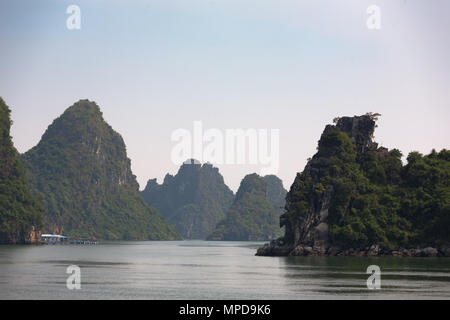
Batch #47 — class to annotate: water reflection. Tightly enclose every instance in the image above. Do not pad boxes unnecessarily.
[0,241,449,299]
[277,255,450,299]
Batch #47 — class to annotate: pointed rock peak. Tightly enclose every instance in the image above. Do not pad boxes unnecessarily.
[263,175,283,185]
[163,173,174,184]
[144,178,160,191]
[0,97,12,136]
[178,159,221,175]
[327,113,380,155]
[207,172,285,241]
[63,99,103,119]
[183,158,201,165]
[21,99,180,240]
[236,173,266,200]
[180,158,202,171]
[141,158,234,239]
[36,99,120,150]
[263,175,287,208]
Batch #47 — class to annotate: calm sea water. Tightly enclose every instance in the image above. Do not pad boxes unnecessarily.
[0,240,449,299]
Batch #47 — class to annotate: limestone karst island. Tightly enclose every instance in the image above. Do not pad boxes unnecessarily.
[1,99,448,258]
[1,0,450,302]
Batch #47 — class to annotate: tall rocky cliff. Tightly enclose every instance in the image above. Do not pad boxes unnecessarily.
[283,115,379,250]
[0,98,43,244]
[21,100,180,240]
[257,114,450,256]
[141,159,234,239]
[208,173,287,241]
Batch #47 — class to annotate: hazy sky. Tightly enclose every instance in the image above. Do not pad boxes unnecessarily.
[1,0,449,191]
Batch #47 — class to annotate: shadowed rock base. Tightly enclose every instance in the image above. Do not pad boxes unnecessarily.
[256,241,450,257]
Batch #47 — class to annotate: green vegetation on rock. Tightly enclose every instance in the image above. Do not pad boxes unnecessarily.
[0,98,44,244]
[141,159,234,239]
[21,100,181,240]
[281,114,450,251]
[208,173,287,241]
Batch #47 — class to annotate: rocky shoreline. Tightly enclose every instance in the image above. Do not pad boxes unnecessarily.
[256,239,450,257]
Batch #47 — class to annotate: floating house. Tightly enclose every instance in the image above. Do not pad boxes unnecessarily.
[40,234,97,245]
[41,234,69,244]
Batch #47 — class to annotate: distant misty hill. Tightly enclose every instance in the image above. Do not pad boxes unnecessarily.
[21,100,180,240]
[141,160,234,239]
[208,173,287,241]
[0,98,43,244]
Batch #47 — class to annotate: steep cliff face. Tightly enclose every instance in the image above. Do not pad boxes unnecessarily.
[141,160,234,239]
[263,175,287,211]
[257,114,382,255]
[208,173,287,241]
[258,113,450,256]
[0,98,44,244]
[21,100,180,240]
[282,115,379,249]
